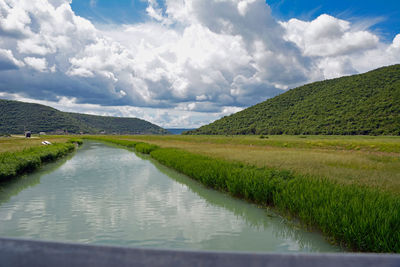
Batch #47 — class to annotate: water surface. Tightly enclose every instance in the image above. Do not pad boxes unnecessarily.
[0,142,340,252]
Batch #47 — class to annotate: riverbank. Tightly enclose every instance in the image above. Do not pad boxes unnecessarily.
[0,137,82,181]
[94,135,400,194]
[85,136,400,253]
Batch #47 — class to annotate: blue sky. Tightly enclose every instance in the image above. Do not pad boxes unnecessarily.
[72,0,400,41]
[0,0,399,128]
[268,0,400,41]
[71,0,149,24]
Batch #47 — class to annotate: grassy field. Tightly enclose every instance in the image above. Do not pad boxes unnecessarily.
[0,135,79,153]
[92,135,400,194]
[0,136,82,181]
[84,135,400,252]
[114,135,400,152]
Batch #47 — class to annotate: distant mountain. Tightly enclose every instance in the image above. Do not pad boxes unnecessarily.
[166,129,195,135]
[0,99,168,135]
[186,64,400,136]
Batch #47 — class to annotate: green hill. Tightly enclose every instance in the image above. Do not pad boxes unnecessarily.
[0,99,168,135]
[187,64,400,136]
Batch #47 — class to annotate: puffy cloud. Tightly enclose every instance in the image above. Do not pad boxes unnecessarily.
[281,14,379,57]
[102,0,315,109]
[0,48,24,70]
[348,34,400,74]
[24,57,48,72]
[0,0,32,38]
[146,0,168,23]
[281,14,399,79]
[0,0,398,127]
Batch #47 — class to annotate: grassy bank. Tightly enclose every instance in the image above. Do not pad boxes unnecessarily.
[92,135,400,194]
[86,135,400,253]
[150,148,399,252]
[0,138,82,181]
[84,136,159,153]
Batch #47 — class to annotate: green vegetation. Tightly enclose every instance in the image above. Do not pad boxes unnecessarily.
[67,138,83,146]
[68,112,168,135]
[0,136,77,153]
[0,99,168,135]
[135,143,159,154]
[86,135,400,252]
[0,140,81,181]
[187,64,400,135]
[101,135,400,194]
[84,136,159,154]
[112,134,400,153]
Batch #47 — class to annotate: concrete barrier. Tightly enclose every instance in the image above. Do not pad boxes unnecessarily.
[0,237,399,267]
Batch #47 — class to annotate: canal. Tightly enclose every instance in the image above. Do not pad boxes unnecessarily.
[0,141,340,252]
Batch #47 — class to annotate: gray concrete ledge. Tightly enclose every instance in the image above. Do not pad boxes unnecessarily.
[0,237,399,267]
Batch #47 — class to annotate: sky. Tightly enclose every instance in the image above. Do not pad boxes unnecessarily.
[0,0,399,128]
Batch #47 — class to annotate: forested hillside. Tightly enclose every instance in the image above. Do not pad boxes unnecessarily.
[187,65,400,135]
[0,99,168,135]
[68,112,168,135]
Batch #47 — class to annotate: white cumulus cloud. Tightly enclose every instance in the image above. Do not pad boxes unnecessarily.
[24,57,48,72]
[282,14,379,57]
[0,48,24,70]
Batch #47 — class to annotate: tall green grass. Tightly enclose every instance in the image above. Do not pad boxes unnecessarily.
[150,148,400,253]
[135,143,159,154]
[67,138,83,146]
[0,140,81,181]
[84,136,159,154]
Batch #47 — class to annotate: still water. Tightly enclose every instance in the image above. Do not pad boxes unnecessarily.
[0,142,340,252]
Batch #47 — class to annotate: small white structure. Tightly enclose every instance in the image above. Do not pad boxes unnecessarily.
[41,141,52,145]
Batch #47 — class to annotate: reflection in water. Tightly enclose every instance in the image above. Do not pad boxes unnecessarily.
[0,142,341,252]
[149,159,335,252]
[0,151,76,206]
